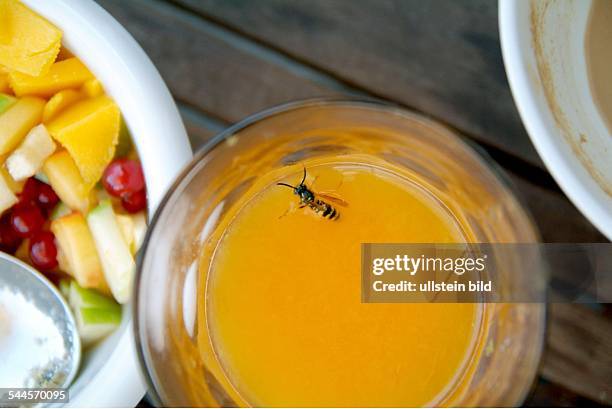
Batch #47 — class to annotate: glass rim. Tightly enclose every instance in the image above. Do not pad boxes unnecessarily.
[132,97,543,406]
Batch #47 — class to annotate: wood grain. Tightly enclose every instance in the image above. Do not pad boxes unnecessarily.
[542,303,612,405]
[98,0,339,123]
[174,0,542,166]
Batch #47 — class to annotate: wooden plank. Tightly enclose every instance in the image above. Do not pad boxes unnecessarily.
[174,0,542,166]
[541,303,612,405]
[507,171,607,243]
[525,378,604,407]
[98,0,339,123]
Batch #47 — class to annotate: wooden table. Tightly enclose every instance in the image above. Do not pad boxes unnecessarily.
[97,1,611,406]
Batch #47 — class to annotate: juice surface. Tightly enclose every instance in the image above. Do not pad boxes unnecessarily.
[206,162,480,407]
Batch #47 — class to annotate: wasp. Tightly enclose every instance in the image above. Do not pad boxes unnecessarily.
[277,167,347,221]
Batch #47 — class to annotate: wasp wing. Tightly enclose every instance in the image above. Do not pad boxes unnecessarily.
[316,192,349,207]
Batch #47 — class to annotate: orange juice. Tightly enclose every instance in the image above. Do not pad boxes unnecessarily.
[205,161,482,407]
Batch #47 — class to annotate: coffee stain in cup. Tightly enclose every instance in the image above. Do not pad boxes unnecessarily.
[585,0,612,135]
[530,0,612,197]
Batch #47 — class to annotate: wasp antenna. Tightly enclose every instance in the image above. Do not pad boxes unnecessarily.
[301,166,307,185]
[277,182,295,189]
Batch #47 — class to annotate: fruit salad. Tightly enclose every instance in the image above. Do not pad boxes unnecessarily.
[0,0,146,347]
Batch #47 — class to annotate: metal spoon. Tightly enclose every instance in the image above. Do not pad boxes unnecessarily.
[0,252,80,391]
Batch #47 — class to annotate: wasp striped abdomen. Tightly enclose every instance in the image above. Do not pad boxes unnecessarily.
[309,199,340,220]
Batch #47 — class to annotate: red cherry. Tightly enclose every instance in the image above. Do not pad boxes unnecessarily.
[18,178,59,213]
[0,213,22,253]
[18,178,40,205]
[29,231,58,271]
[36,182,59,212]
[103,159,145,197]
[10,205,45,238]
[121,189,147,213]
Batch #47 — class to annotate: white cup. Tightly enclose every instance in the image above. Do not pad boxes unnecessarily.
[20,0,193,406]
[500,0,612,240]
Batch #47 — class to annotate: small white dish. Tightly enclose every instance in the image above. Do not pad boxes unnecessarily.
[499,0,612,240]
[19,0,193,406]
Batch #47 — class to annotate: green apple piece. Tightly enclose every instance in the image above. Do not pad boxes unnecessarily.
[86,200,135,304]
[69,279,118,309]
[0,93,16,115]
[69,280,121,345]
[50,202,71,220]
[6,124,56,181]
[59,278,71,299]
[77,308,121,345]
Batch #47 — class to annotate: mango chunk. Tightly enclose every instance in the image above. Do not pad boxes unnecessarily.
[9,57,93,97]
[0,96,45,155]
[43,150,93,213]
[47,95,120,190]
[43,89,84,123]
[0,0,62,76]
[0,74,10,93]
[51,212,110,295]
[81,79,103,98]
[56,46,73,61]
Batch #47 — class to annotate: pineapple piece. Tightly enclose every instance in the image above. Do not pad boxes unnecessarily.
[42,89,84,123]
[51,212,110,295]
[0,96,45,155]
[6,124,56,181]
[9,57,93,98]
[47,95,120,190]
[0,167,17,214]
[42,150,93,213]
[0,0,62,76]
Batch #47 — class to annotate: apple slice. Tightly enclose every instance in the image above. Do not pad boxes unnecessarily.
[43,150,93,214]
[116,214,135,252]
[51,212,110,295]
[68,280,121,345]
[131,212,147,254]
[6,124,56,181]
[87,200,135,304]
[0,164,25,194]
[0,166,17,214]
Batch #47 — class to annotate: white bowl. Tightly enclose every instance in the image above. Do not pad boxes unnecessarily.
[499,0,612,240]
[20,0,192,406]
